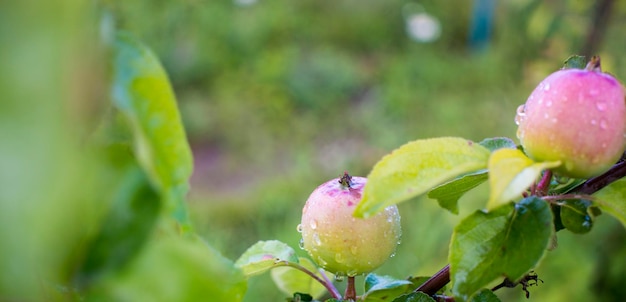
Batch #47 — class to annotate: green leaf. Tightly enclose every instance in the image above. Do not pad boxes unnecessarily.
[469,289,500,302]
[428,170,488,214]
[235,240,299,277]
[77,164,161,286]
[355,137,491,217]
[391,292,436,302]
[592,177,626,228]
[87,235,247,302]
[559,199,596,234]
[362,274,413,301]
[271,257,329,299]
[487,148,560,210]
[478,137,517,152]
[111,32,193,217]
[563,55,586,69]
[450,197,553,301]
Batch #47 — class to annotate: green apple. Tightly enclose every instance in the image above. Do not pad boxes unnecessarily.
[299,173,401,277]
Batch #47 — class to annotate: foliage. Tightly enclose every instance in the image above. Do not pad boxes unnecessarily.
[4,1,626,302]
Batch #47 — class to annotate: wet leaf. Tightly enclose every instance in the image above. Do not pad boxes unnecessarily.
[391,292,435,302]
[235,240,299,277]
[593,177,626,228]
[362,273,413,301]
[487,148,560,210]
[559,199,596,234]
[478,137,517,152]
[450,197,553,301]
[428,170,488,214]
[271,257,328,299]
[355,137,490,217]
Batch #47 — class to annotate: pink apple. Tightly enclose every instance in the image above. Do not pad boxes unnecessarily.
[516,57,626,178]
[299,173,401,277]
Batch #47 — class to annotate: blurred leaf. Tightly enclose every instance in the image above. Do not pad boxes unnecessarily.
[111,32,193,219]
[87,234,247,302]
[469,289,500,302]
[77,163,160,286]
[355,137,490,218]
[235,240,299,277]
[562,55,586,69]
[271,257,328,299]
[450,197,553,301]
[428,170,488,214]
[559,199,596,234]
[478,137,517,152]
[391,292,435,302]
[487,148,560,210]
[593,178,626,228]
[362,273,413,302]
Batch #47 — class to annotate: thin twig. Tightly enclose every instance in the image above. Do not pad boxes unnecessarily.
[282,261,341,300]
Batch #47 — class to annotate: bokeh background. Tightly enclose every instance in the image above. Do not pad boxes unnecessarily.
[3,0,626,301]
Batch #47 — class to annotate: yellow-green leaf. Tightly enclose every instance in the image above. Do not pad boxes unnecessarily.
[271,257,329,299]
[354,137,490,218]
[593,177,626,228]
[487,149,560,210]
[111,32,193,216]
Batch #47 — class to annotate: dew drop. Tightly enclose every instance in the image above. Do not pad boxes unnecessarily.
[543,83,551,91]
[514,104,526,125]
[596,102,607,111]
[600,119,608,130]
[296,224,303,233]
[334,272,345,282]
[313,232,322,246]
[350,246,358,255]
[347,270,358,277]
[298,238,305,250]
[334,253,345,264]
[591,119,598,126]
[546,100,552,107]
[390,252,396,258]
[589,89,599,96]
[310,219,318,230]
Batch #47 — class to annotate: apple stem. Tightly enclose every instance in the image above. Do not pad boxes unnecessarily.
[585,55,602,72]
[339,171,353,189]
[344,276,357,301]
[535,170,553,196]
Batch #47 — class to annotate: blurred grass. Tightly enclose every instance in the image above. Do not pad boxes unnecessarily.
[97,0,626,301]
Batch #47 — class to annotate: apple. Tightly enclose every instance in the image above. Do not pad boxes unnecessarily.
[299,173,401,277]
[516,57,626,178]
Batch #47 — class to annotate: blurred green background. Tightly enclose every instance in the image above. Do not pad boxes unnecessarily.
[3,0,626,301]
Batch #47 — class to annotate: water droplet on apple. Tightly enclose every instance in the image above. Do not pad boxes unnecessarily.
[600,119,608,130]
[335,253,345,263]
[347,270,358,277]
[515,104,526,125]
[334,272,345,282]
[350,246,358,255]
[310,219,318,230]
[543,83,551,91]
[546,100,553,107]
[296,224,303,233]
[299,238,305,250]
[313,232,322,246]
[591,119,598,126]
[596,102,607,111]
